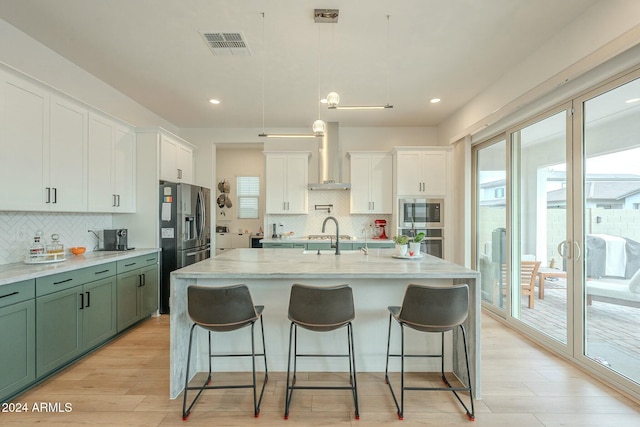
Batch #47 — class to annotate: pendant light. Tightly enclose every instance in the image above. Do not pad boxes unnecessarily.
[258,12,323,139]
[326,14,394,110]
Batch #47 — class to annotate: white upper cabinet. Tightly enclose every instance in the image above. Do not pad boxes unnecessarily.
[395,148,451,196]
[87,113,136,212]
[265,152,309,214]
[0,70,49,211]
[0,70,87,212]
[349,152,392,214]
[160,134,193,183]
[49,96,88,212]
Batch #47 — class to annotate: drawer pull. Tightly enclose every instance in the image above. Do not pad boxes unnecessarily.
[124,262,136,267]
[94,269,110,275]
[53,278,73,285]
[0,291,19,299]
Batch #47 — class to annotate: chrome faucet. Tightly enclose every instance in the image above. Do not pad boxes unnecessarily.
[322,216,340,255]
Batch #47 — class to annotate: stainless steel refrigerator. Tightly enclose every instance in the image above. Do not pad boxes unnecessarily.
[159,182,211,313]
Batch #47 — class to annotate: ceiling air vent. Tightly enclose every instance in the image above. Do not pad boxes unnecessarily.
[200,32,251,56]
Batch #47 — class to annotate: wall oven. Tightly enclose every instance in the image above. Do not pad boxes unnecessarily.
[399,198,444,228]
[400,228,444,259]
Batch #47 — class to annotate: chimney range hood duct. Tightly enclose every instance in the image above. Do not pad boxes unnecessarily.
[308,122,351,190]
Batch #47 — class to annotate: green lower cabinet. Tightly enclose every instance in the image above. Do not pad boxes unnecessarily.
[0,299,35,402]
[352,242,394,249]
[36,276,117,378]
[82,277,117,350]
[116,269,140,332]
[36,286,84,377]
[140,264,159,317]
[116,255,159,332]
[262,242,295,248]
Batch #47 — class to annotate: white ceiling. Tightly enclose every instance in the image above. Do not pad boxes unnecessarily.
[0,0,599,129]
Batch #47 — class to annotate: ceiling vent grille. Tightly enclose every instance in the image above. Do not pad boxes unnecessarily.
[200,32,251,56]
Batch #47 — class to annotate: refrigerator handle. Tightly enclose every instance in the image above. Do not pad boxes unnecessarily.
[197,189,206,241]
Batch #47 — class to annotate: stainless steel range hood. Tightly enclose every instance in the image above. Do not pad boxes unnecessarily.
[308,122,351,190]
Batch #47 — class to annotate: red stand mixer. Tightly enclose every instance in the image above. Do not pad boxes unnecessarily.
[373,219,388,239]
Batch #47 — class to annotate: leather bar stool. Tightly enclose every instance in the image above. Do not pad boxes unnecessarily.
[385,283,474,421]
[284,283,359,420]
[182,284,268,419]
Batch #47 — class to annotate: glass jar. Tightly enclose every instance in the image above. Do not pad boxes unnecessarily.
[47,233,64,259]
[29,236,45,259]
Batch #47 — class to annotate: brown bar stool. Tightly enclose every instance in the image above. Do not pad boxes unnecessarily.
[182,284,268,419]
[284,283,359,420]
[385,283,474,421]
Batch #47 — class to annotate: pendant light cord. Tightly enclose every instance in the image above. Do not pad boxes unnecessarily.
[261,12,265,135]
[386,14,391,106]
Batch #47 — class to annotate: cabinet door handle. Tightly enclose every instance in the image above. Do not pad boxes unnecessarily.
[112,194,117,207]
[178,169,183,179]
[46,187,51,204]
[52,187,57,204]
[86,291,91,308]
[79,293,84,310]
[141,273,146,287]
[0,291,19,299]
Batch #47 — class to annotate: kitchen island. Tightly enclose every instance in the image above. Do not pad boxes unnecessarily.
[169,248,481,399]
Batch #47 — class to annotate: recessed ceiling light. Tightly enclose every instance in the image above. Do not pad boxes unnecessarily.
[625,98,640,104]
[209,99,220,105]
[430,98,441,104]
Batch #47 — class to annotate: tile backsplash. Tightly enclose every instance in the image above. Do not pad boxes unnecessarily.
[266,191,391,239]
[0,212,112,265]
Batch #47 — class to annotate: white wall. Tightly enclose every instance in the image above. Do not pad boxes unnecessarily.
[438,0,640,144]
[0,19,176,131]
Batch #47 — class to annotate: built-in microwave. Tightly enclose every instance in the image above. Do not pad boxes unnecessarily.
[399,198,444,228]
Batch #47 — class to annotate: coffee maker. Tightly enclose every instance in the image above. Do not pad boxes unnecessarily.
[98,229,129,251]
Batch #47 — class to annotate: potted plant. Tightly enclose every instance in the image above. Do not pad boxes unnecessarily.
[393,235,409,256]
[409,232,425,257]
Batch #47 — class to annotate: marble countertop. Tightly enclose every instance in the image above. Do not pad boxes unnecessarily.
[171,248,477,280]
[259,237,394,244]
[0,248,160,286]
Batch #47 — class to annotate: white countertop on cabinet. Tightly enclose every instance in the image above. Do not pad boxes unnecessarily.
[259,237,394,244]
[0,248,160,286]
[172,248,473,279]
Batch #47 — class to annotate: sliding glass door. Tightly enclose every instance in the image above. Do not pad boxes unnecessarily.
[577,72,640,384]
[510,107,570,345]
[474,138,507,311]
[474,69,640,392]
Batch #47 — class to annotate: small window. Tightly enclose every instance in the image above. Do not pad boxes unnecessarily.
[236,176,260,219]
[494,187,505,198]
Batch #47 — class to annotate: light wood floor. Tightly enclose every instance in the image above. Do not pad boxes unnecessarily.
[3,313,640,426]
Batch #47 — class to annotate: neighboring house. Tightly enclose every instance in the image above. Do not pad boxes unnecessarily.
[547,174,640,209]
[480,173,640,208]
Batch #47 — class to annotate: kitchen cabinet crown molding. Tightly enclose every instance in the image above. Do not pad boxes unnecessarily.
[136,127,197,150]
